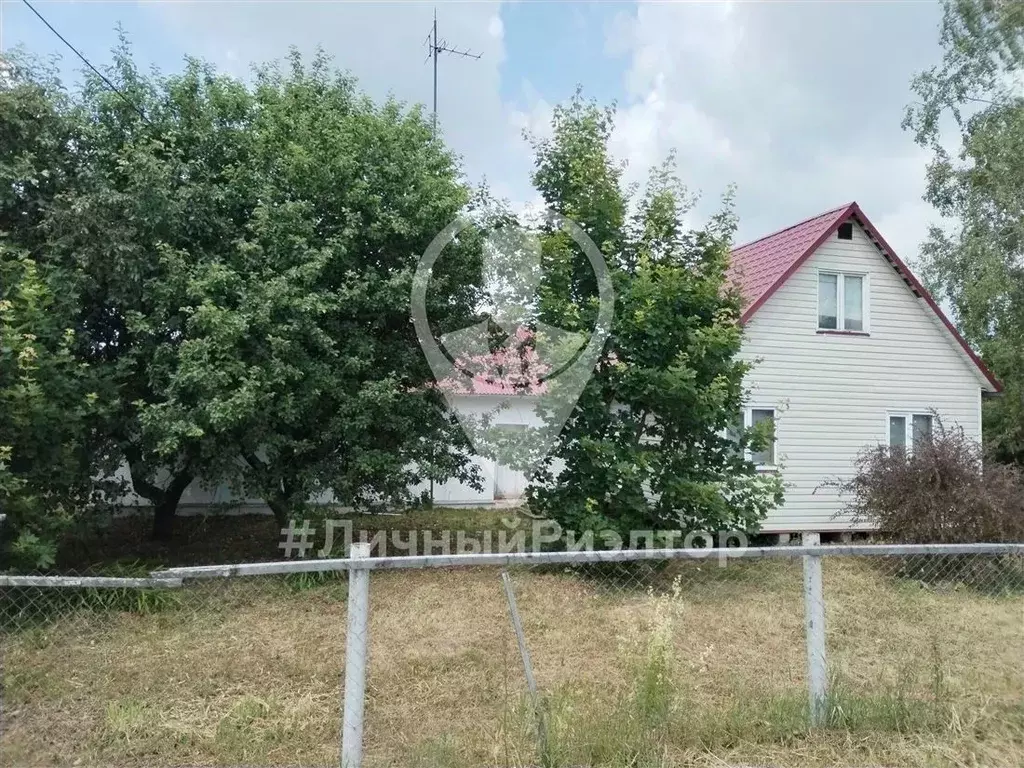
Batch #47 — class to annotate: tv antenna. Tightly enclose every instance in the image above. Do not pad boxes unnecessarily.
[425,7,482,136]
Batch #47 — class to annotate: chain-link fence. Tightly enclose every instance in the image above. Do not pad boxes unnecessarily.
[2,542,1022,767]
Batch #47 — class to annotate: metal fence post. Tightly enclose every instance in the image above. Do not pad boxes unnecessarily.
[502,571,548,756]
[341,542,371,768]
[802,532,827,726]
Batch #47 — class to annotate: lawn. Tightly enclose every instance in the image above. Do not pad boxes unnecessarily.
[2,531,1022,767]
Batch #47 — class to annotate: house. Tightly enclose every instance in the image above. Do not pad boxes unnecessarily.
[728,201,1000,533]
[421,201,1001,534]
[115,202,1000,535]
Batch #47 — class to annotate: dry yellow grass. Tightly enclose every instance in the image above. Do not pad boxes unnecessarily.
[1,558,1022,767]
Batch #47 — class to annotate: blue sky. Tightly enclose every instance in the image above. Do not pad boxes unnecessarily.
[500,0,629,107]
[1,1,952,262]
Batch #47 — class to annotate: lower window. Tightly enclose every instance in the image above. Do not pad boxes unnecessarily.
[888,412,933,451]
[727,407,777,468]
[749,408,776,467]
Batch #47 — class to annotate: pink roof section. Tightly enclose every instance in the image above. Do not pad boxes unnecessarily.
[727,203,853,319]
[728,201,1001,393]
[435,330,549,396]
[447,375,547,396]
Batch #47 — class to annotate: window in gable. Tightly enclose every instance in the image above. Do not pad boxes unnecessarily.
[818,273,838,329]
[844,274,864,331]
[837,222,854,240]
[818,271,867,332]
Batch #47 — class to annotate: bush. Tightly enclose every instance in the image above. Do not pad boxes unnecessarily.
[835,421,1024,543]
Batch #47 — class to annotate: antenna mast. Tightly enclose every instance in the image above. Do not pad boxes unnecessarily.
[426,8,482,136]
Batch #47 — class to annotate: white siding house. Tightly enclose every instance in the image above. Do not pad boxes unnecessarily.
[729,202,1001,532]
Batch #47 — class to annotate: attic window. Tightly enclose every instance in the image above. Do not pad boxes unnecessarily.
[818,271,867,332]
[837,222,854,240]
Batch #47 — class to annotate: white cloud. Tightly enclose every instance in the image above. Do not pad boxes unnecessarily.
[150,0,535,206]
[146,0,949,264]
[509,82,553,144]
[488,15,504,40]
[602,0,948,260]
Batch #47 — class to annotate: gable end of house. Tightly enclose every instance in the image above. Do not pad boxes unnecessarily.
[728,202,1001,393]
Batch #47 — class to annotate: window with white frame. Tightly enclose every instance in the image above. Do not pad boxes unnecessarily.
[888,412,933,451]
[749,408,776,467]
[818,271,866,332]
[727,407,777,468]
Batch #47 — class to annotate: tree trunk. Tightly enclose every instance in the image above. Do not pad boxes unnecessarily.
[125,447,194,543]
[149,472,193,542]
[266,495,291,528]
[151,498,177,542]
[240,451,298,530]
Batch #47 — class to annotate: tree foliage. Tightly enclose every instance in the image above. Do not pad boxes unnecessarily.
[524,96,782,539]
[0,249,122,569]
[0,57,124,569]
[198,53,485,525]
[1,42,483,550]
[905,0,1024,464]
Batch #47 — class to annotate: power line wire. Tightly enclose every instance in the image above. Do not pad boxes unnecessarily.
[19,0,151,123]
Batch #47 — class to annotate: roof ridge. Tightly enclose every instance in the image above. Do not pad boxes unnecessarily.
[731,202,854,252]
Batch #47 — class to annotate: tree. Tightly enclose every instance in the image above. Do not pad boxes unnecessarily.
[0,55,122,569]
[179,52,484,524]
[524,96,782,540]
[34,43,483,538]
[39,44,262,540]
[905,0,1024,464]
[0,248,122,569]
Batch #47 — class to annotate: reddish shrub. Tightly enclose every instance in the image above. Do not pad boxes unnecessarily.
[835,421,1024,543]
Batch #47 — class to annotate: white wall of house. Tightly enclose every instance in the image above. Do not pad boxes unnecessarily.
[408,395,543,505]
[740,220,990,532]
[115,394,544,512]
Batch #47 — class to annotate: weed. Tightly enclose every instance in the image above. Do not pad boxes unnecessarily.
[281,569,346,594]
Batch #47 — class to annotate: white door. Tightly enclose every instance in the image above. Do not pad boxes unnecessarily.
[493,425,528,500]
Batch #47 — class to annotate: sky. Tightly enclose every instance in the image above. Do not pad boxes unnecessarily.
[0,0,954,263]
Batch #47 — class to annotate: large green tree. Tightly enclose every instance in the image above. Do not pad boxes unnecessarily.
[5,42,483,542]
[41,45,261,539]
[905,0,1024,464]
[171,52,484,525]
[525,97,782,539]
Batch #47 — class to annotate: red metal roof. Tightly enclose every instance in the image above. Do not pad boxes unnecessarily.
[728,202,1002,392]
[727,203,854,320]
[435,330,548,396]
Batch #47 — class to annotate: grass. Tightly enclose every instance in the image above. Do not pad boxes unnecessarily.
[2,544,1022,767]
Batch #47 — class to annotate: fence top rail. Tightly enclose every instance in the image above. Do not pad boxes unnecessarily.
[152,542,1024,580]
[0,574,184,589]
